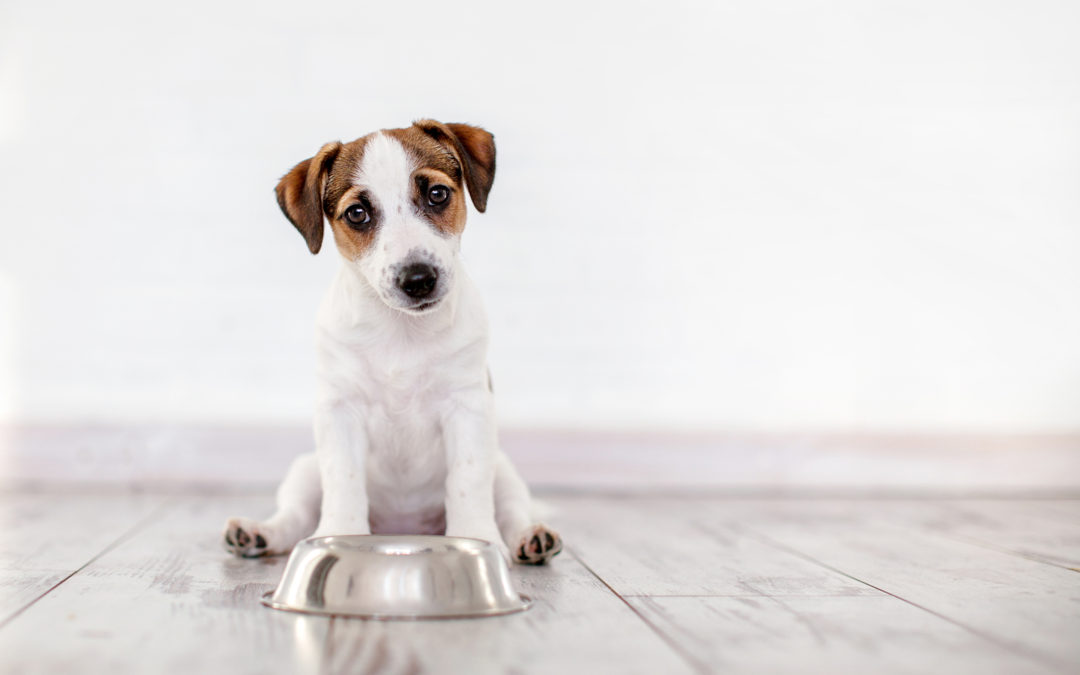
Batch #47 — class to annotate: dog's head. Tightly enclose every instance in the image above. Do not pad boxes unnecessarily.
[275,120,495,314]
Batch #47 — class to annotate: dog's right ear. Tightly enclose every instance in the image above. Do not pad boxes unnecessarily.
[413,120,496,213]
[275,141,342,254]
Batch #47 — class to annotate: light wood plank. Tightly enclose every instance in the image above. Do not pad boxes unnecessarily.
[1029,499,1080,524]
[0,495,330,674]
[704,499,1080,670]
[550,496,878,597]
[0,492,165,624]
[894,500,1080,570]
[629,596,1051,675]
[714,498,1080,571]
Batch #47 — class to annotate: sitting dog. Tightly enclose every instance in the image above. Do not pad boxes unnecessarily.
[222,120,561,564]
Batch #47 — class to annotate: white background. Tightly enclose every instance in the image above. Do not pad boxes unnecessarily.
[1,0,1078,433]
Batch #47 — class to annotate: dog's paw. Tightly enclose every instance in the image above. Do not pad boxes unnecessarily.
[222,517,271,558]
[514,524,563,565]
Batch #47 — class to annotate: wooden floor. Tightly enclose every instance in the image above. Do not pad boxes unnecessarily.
[0,491,1077,674]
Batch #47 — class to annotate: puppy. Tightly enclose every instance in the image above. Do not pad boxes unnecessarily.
[222,120,561,565]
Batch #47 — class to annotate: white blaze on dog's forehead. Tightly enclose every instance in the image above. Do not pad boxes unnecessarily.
[354,132,414,211]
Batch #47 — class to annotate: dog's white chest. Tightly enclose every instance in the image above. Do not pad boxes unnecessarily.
[363,406,448,534]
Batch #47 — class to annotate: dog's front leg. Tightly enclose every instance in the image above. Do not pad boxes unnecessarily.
[311,401,371,537]
[441,390,509,560]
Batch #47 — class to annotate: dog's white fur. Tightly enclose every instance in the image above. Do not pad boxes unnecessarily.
[223,129,560,564]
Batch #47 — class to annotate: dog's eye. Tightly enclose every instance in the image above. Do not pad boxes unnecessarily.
[344,204,371,229]
[427,185,450,206]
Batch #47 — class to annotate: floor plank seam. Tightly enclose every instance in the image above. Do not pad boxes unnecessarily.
[738,527,1069,672]
[567,547,710,675]
[929,531,1080,574]
[0,497,176,631]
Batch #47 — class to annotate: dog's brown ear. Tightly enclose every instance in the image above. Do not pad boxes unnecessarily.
[414,120,496,212]
[275,141,342,254]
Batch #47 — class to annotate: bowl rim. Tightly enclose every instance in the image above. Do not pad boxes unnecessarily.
[299,533,497,552]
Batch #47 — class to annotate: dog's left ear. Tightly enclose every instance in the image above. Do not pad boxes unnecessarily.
[414,120,496,212]
[275,141,342,254]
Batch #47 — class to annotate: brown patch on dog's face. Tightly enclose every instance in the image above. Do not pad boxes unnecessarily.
[325,187,379,261]
[385,126,469,236]
[410,167,467,236]
[315,138,380,259]
[320,137,380,260]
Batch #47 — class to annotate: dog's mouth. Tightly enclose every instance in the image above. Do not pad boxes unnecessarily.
[403,298,441,314]
[377,290,445,315]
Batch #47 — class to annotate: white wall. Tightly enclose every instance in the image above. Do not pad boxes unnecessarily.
[0,0,1078,432]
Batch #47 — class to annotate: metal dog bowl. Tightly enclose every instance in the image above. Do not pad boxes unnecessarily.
[261,535,531,620]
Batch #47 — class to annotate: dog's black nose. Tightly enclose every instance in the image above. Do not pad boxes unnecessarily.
[396,263,439,299]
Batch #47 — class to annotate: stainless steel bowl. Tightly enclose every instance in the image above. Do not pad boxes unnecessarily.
[261,535,531,620]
